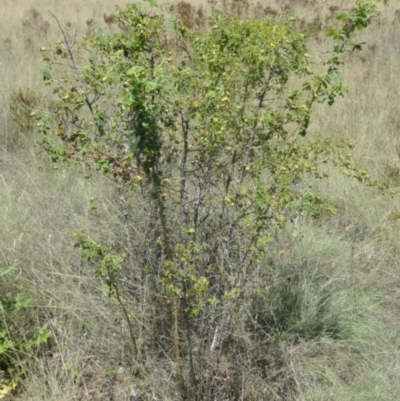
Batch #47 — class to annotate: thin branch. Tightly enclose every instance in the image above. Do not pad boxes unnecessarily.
[49,12,78,71]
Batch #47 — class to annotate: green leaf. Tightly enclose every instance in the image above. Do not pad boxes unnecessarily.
[41,68,52,81]
[126,66,145,76]
[0,265,14,277]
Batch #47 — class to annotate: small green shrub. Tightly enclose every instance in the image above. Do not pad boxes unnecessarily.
[33,0,388,399]
[0,265,50,397]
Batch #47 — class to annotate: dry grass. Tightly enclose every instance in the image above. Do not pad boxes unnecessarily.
[2,0,400,400]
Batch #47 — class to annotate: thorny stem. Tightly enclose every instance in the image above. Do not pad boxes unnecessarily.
[113,282,139,360]
[117,187,136,273]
